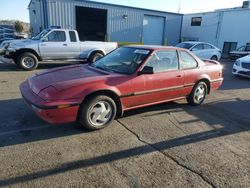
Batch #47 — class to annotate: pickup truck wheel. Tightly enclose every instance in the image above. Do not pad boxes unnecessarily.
[78,95,117,131]
[88,52,104,63]
[187,81,207,106]
[17,52,38,71]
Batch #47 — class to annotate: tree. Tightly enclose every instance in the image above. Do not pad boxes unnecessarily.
[14,21,24,33]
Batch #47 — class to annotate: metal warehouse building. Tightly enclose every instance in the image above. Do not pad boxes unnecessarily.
[181,1,250,57]
[28,0,183,45]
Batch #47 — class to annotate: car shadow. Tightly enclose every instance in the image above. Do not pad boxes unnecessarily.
[0,97,249,186]
[0,60,84,72]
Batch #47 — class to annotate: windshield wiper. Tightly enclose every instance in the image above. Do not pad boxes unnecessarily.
[108,68,127,74]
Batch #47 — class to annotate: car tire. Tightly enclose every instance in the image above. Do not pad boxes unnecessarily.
[17,52,38,71]
[88,52,104,63]
[78,95,117,131]
[187,81,208,106]
[211,55,217,60]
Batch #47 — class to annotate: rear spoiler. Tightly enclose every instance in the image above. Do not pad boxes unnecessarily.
[202,59,221,65]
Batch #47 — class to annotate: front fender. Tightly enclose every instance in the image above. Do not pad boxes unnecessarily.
[81,85,121,99]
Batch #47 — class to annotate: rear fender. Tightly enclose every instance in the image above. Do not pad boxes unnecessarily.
[79,48,106,59]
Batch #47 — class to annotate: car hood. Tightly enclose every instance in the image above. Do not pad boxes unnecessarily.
[2,39,37,47]
[28,64,113,94]
[230,51,250,55]
[237,55,250,63]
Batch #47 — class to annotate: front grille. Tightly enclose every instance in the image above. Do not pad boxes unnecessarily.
[238,71,250,76]
[242,63,250,69]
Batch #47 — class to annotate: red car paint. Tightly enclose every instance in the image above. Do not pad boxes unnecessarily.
[20,46,223,124]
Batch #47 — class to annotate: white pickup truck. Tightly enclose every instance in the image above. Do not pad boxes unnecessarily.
[0,29,117,70]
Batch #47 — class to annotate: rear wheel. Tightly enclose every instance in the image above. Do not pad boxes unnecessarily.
[88,52,104,63]
[78,95,117,131]
[211,55,217,60]
[17,52,38,71]
[187,82,207,106]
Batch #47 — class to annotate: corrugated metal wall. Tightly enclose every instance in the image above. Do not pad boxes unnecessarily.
[29,0,44,35]
[182,9,250,50]
[32,0,182,45]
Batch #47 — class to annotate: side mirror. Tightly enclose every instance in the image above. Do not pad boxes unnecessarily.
[41,37,48,42]
[191,47,198,51]
[138,66,154,75]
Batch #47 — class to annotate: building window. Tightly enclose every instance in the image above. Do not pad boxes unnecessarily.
[191,17,202,26]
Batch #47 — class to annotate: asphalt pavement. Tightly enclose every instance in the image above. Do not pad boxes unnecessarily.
[0,59,249,188]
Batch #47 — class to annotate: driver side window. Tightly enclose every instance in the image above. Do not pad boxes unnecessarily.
[145,50,179,73]
[44,31,66,42]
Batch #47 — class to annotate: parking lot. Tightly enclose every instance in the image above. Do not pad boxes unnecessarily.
[0,59,249,187]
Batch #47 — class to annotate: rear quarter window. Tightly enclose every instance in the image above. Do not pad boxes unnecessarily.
[69,31,77,42]
[203,44,213,49]
[179,51,198,69]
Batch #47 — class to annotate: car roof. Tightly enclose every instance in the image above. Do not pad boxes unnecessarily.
[181,41,203,45]
[124,45,185,51]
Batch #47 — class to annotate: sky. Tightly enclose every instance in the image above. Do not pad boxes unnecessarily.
[0,0,245,23]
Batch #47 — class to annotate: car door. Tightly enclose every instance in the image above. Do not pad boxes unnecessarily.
[39,30,69,59]
[124,50,184,108]
[178,50,200,96]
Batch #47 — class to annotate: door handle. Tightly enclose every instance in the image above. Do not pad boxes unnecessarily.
[176,75,182,78]
[63,44,67,46]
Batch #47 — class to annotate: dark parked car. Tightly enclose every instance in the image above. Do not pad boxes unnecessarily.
[20,45,223,130]
[229,45,250,60]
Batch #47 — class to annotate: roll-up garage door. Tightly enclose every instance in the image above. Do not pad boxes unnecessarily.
[143,15,165,45]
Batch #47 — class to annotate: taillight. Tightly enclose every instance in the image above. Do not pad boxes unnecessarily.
[219,69,223,77]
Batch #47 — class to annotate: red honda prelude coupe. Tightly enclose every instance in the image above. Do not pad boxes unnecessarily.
[20,45,223,130]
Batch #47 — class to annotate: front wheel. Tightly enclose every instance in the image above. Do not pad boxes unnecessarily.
[17,52,38,71]
[78,95,117,131]
[187,82,208,106]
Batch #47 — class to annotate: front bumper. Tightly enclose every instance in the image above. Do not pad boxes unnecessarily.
[0,47,16,58]
[232,64,250,78]
[0,47,4,55]
[20,81,81,124]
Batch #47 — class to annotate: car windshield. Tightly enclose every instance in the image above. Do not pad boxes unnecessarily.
[176,43,195,49]
[32,29,51,40]
[91,47,151,74]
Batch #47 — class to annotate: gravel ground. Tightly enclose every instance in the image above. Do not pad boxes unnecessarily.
[0,58,249,188]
